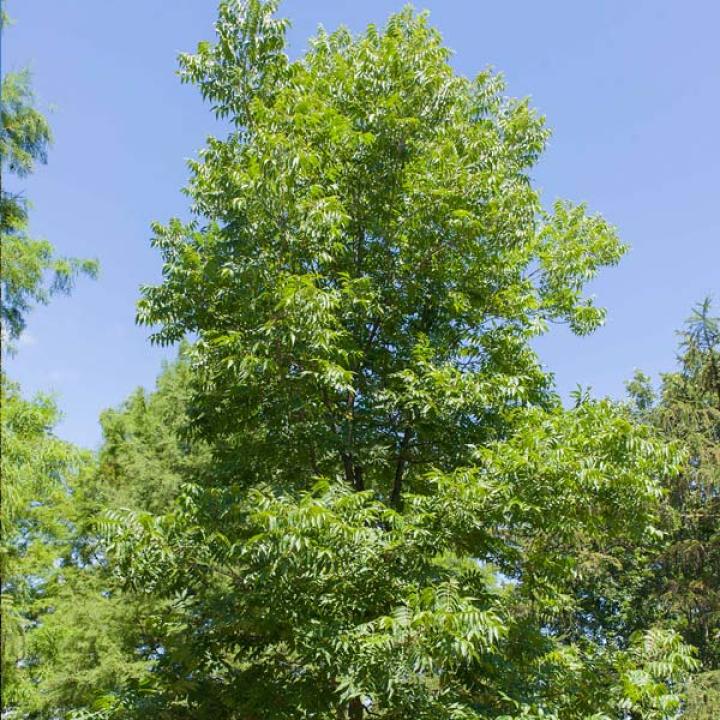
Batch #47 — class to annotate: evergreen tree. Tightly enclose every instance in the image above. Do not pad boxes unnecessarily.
[21,352,203,718]
[0,377,89,711]
[97,348,207,515]
[628,299,720,719]
[0,18,127,717]
[1,350,200,718]
[0,63,97,349]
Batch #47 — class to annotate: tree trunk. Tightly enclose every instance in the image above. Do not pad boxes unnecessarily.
[348,697,364,720]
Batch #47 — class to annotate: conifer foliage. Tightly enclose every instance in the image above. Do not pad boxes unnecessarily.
[628,300,720,719]
[0,59,97,348]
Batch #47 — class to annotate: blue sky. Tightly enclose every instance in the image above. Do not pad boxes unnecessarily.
[4,0,719,449]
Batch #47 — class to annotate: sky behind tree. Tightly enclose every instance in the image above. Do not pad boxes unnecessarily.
[4,0,719,448]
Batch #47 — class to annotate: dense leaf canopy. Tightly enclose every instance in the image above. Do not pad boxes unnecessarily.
[102,2,699,718]
[1,3,715,719]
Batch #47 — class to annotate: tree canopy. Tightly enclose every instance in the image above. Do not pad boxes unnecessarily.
[0,62,97,347]
[102,2,697,718]
[1,3,716,719]
[628,299,720,719]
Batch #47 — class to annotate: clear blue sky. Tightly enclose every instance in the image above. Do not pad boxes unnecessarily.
[4,0,719,449]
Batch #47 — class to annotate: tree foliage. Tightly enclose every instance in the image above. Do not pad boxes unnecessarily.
[0,378,142,719]
[0,353,202,718]
[1,3,714,719]
[97,348,207,514]
[627,298,720,719]
[98,3,698,718]
[1,65,97,347]
[0,24,135,717]
[0,378,87,708]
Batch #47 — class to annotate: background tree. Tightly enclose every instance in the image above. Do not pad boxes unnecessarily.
[627,298,720,719]
[1,350,201,718]
[1,14,97,349]
[96,347,207,514]
[23,352,202,719]
[0,17,140,718]
[104,3,697,718]
[0,377,88,710]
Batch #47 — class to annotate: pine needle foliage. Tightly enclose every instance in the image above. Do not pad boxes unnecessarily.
[627,299,720,720]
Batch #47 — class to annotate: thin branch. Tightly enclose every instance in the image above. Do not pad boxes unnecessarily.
[391,426,413,508]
